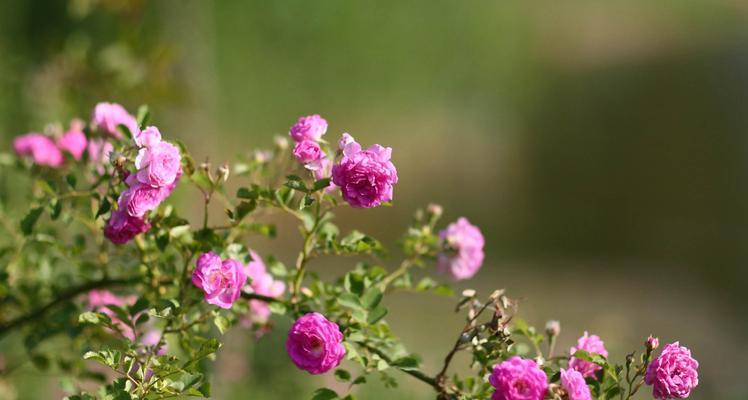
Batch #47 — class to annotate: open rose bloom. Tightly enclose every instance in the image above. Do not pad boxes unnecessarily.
[437,217,485,280]
[489,356,548,400]
[192,252,247,309]
[645,342,699,399]
[332,134,398,208]
[569,331,609,378]
[286,312,345,374]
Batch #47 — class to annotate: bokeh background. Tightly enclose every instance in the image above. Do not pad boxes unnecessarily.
[1,0,748,399]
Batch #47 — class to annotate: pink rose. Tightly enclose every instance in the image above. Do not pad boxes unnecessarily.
[437,217,485,280]
[293,140,325,170]
[135,141,181,187]
[87,290,137,340]
[192,252,247,309]
[104,209,151,245]
[489,356,548,400]
[134,126,162,148]
[645,342,699,399]
[560,368,592,400]
[57,120,88,160]
[331,134,398,208]
[242,251,286,323]
[569,332,609,378]
[91,102,139,139]
[286,312,345,374]
[289,114,327,142]
[13,133,64,168]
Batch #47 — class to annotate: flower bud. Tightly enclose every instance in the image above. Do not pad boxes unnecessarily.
[461,289,476,298]
[427,203,443,218]
[218,163,230,183]
[274,136,289,151]
[646,335,659,351]
[545,320,560,337]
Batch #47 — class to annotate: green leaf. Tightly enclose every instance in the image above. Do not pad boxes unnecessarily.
[214,315,230,334]
[284,175,308,192]
[20,207,44,236]
[367,304,388,324]
[312,178,331,192]
[337,293,362,310]
[234,200,256,220]
[334,369,351,382]
[311,388,339,400]
[361,288,383,310]
[95,197,111,219]
[136,105,150,128]
[237,186,258,200]
[65,174,77,189]
[391,356,420,371]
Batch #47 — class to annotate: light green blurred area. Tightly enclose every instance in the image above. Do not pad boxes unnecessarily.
[1,0,748,398]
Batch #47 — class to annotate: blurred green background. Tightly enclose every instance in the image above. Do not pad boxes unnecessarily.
[1,0,747,398]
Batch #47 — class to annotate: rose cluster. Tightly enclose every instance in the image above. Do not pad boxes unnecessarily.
[105,123,182,245]
[289,114,329,171]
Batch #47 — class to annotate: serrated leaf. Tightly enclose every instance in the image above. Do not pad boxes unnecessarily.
[20,207,44,235]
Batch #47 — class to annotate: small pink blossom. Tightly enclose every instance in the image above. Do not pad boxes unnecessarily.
[91,102,139,139]
[437,217,485,280]
[13,133,64,167]
[192,252,247,309]
[57,120,88,160]
[489,356,548,400]
[242,251,286,323]
[134,126,162,148]
[331,134,398,208]
[338,132,354,150]
[87,290,137,340]
[645,342,699,399]
[286,312,345,374]
[104,209,151,245]
[293,140,325,170]
[570,332,609,378]
[87,139,114,174]
[647,335,660,351]
[560,368,592,400]
[135,140,181,187]
[289,114,327,142]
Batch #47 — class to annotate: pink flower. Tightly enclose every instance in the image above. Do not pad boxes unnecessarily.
[645,342,699,399]
[286,312,345,374]
[437,217,485,280]
[13,133,64,167]
[293,140,325,170]
[87,139,113,174]
[117,173,179,218]
[242,251,286,323]
[134,126,162,148]
[647,335,660,351]
[87,290,137,340]
[91,102,139,139]
[103,209,151,245]
[289,114,327,142]
[338,132,355,150]
[135,140,181,187]
[192,253,247,309]
[560,368,591,400]
[489,356,548,400]
[569,332,609,378]
[57,120,88,160]
[331,134,398,208]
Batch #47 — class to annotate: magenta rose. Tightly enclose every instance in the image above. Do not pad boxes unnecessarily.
[331,134,398,208]
[569,331,609,378]
[103,209,151,245]
[489,356,548,400]
[135,140,181,187]
[57,120,88,160]
[645,342,699,399]
[437,217,485,280]
[118,173,179,218]
[242,250,286,324]
[192,253,247,309]
[13,133,64,168]
[91,102,139,139]
[286,312,345,374]
[289,114,327,142]
[293,140,325,170]
[560,368,592,400]
[134,126,162,148]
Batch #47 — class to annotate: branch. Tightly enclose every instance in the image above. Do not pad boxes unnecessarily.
[356,342,439,390]
[0,277,139,337]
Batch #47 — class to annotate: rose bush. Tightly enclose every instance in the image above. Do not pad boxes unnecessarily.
[0,102,698,399]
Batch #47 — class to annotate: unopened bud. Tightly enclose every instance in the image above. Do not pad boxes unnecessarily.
[545,320,560,337]
[274,136,289,151]
[427,203,443,218]
[461,289,476,298]
[300,287,314,298]
[200,161,211,173]
[218,163,230,183]
[646,335,659,351]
